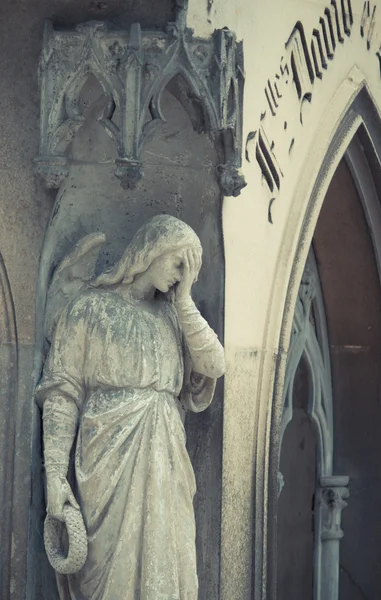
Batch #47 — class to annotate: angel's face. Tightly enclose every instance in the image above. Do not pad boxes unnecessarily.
[145,250,185,293]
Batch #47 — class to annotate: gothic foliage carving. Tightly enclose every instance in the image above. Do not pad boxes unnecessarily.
[34,8,246,196]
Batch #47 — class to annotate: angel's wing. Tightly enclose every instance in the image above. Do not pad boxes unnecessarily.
[44,233,106,343]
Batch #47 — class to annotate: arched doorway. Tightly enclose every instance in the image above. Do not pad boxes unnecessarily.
[276,129,381,599]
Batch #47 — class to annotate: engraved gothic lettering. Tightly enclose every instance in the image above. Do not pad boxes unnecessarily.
[361,1,377,50]
[252,0,354,222]
[255,128,283,195]
[285,23,314,124]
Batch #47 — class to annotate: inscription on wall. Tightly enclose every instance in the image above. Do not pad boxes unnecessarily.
[248,0,379,223]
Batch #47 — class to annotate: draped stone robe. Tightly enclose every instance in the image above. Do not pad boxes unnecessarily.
[36,289,216,600]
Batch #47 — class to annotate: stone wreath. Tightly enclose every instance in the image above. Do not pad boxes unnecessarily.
[44,504,88,574]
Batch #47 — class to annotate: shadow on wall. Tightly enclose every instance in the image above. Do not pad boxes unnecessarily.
[277,356,316,600]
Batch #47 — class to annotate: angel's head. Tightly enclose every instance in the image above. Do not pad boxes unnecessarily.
[93,215,202,295]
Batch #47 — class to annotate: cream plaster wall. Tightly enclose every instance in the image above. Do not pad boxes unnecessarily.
[188,0,380,349]
[188,1,381,599]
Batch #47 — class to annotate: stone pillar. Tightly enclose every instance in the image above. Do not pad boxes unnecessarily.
[318,475,349,600]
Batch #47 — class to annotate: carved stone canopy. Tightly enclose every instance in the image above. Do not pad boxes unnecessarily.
[34,11,246,196]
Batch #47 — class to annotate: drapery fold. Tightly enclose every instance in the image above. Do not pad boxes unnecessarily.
[37,290,217,599]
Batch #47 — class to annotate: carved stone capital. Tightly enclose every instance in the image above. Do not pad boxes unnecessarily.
[33,156,69,189]
[115,159,144,190]
[320,475,349,541]
[217,164,247,197]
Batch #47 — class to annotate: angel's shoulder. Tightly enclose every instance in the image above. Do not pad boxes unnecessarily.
[67,287,134,316]
[65,288,108,318]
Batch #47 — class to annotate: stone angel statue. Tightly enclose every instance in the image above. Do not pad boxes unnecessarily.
[35,215,225,600]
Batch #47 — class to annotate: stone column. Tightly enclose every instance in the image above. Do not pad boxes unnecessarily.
[318,475,349,600]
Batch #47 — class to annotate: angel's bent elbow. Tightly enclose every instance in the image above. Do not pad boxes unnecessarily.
[208,347,226,379]
[214,355,226,379]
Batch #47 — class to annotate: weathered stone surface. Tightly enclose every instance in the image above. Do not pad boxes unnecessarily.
[36,215,225,599]
[34,14,245,197]
[32,75,225,599]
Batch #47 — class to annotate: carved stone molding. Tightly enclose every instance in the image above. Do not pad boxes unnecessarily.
[0,254,18,599]
[280,251,333,476]
[280,252,350,600]
[34,8,246,196]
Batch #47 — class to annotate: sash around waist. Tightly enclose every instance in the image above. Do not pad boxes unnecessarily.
[83,386,180,419]
[76,386,187,480]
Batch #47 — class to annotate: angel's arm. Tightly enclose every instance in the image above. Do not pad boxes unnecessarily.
[175,296,225,378]
[174,247,225,378]
[43,395,78,479]
[43,395,80,519]
[36,296,88,518]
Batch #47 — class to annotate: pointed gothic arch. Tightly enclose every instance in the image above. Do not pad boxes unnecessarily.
[251,75,381,600]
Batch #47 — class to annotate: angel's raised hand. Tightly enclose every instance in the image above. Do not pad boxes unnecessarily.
[176,248,199,301]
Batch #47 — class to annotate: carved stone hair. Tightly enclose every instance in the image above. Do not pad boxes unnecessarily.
[92,215,202,288]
